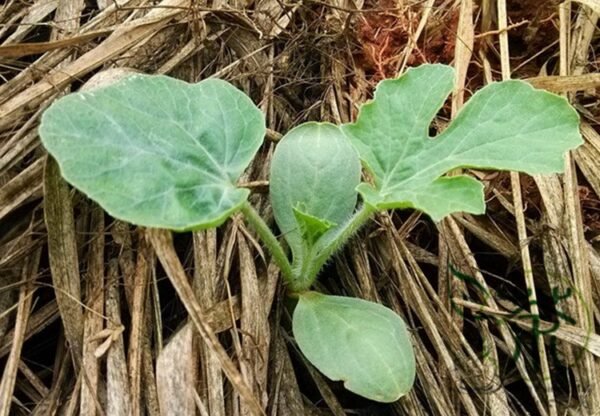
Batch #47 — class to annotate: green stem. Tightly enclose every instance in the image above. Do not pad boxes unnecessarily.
[289,204,375,292]
[240,202,294,284]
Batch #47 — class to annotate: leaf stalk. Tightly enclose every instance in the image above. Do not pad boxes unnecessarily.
[289,204,375,292]
[240,202,294,284]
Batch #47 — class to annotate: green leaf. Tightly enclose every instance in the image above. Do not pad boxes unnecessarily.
[293,292,415,402]
[39,75,265,231]
[293,206,335,247]
[342,64,583,221]
[270,122,361,261]
[359,175,485,219]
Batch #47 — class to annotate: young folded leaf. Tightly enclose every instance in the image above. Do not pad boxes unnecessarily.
[270,122,361,271]
[341,64,583,221]
[293,292,416,402]
[39,75,265,230]
[293,206,335,246]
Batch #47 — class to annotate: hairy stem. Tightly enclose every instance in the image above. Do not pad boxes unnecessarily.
[289,204,375,292]
[240,202,294,284]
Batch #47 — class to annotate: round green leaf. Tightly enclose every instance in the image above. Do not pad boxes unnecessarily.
[270,122,361,261]
[293,292,416,402]
[39,75,265,230]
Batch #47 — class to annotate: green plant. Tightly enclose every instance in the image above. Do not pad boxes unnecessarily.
[39,64,582,403]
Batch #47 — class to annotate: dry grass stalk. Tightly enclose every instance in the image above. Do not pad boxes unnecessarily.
[1,1,600,414]
[147,229,263,415]
[80,208,105,416]
[105,260,131,416]
[193,229,225,416]
[497,0,556,414]
[156,324,196,415]
[560,4,600,413]
[43,158,83,363]
[0,247,40,416]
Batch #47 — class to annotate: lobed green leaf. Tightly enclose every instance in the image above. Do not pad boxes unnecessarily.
[342,64,583,221]
[39,75,265,230]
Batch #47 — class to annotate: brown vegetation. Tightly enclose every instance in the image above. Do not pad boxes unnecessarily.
[1,0,600,415]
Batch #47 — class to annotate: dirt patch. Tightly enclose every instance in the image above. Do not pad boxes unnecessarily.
[355,0,458,81]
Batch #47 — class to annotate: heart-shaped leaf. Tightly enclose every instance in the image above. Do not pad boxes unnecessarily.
[270,122,361,264]
[39,75,265,230]
[293,292,415,402]
[342,64,583,221]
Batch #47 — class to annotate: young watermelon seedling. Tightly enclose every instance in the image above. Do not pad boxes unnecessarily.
[39,64,582,403]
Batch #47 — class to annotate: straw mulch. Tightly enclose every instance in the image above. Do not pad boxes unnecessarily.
[1,0,600,415]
